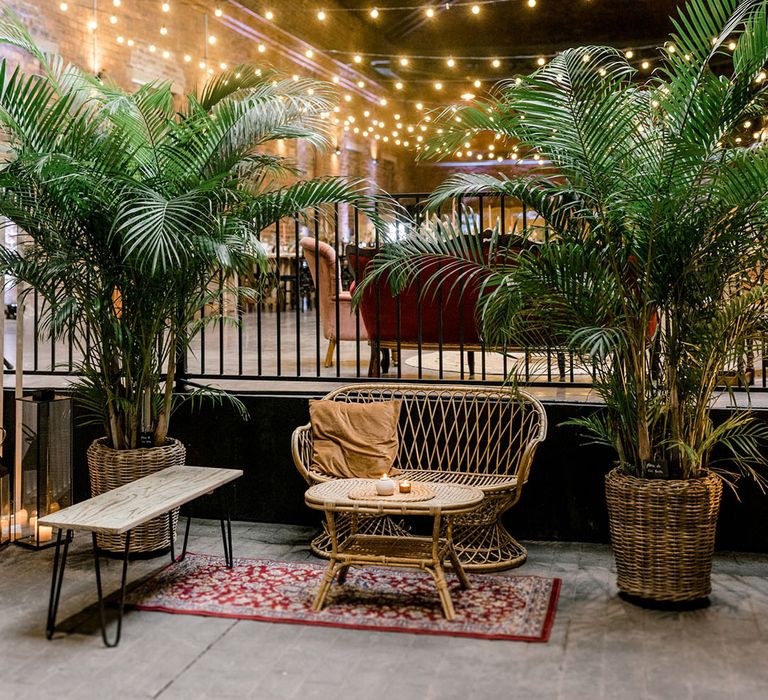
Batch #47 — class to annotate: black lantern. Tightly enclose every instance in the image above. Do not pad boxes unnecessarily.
[14,391,72,549]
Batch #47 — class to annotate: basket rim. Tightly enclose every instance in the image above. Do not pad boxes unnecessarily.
[606,466,720,486]
[89,436,184,453]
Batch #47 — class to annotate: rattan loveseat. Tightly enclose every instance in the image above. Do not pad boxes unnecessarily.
[291,383,547,571]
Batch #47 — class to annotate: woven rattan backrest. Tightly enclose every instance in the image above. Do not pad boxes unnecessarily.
[321,384,547,480]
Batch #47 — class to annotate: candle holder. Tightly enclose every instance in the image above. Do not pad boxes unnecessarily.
[14,392,72,550]
[0,427,9,549]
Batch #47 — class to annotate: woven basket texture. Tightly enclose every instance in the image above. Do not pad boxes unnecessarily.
[87,437,186,553]
[605,467,722,602]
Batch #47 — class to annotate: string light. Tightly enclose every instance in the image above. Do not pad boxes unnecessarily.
[258,44,266,53]
[446,57,455,67]
[87,19,97,31]
[527,0,537,7]
[641,60,650,70]
[369,8,379,19]
[160,26,168,35]
[305,49,314,58]
[59,2,68,10]
[317,10,326,20]
[399,57,409,66]
[113,0,121,6]
[208,35,217,44]
[161,2,170,12]
[110,15,118,24]
[492,58,501,68]
[471,4,480,14]
[215,7,223,17]
[265,10,274,20]
[536,57,545,66]
[353,54,363,63]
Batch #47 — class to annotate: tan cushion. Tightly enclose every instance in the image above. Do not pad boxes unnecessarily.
[309,399,402,479]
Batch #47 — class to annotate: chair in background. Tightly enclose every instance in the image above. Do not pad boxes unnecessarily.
[299,237,368,367]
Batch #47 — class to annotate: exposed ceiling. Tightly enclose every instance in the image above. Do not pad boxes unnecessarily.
[333,0,685,87]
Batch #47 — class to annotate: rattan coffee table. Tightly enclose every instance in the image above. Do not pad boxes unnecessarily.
[305,479,484,620]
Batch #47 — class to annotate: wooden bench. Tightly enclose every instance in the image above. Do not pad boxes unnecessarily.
[39,465,242,647]
[292,384,547,572]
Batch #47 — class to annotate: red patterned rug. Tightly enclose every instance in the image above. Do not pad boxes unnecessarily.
[127,553,560,642]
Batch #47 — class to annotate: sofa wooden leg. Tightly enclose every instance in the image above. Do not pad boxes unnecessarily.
[467,351,475,376]
[324,339,336,368]
[367,344,380,377]
[381,349,390,374]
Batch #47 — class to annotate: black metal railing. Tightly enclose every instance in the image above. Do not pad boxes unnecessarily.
[5,193,768,391]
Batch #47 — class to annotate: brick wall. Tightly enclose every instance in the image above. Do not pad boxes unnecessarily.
[1,0,422,202]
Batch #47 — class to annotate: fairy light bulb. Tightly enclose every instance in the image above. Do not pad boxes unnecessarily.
[161,2,170,12]
[258,44,266,53]
[641,60,650,70]
[109,15,118,24]
[357,80,365,87]
[536,57,545,66]
[163,50,170,59]
[527,0,537,7]
[415,102,423,110]
[728,41,737,51]
[473,79,481,88]
[492,58,501,68]
[434,81,442,90]
[116,35,125,43]
[59,2,68,10]
[127,38,134,46]
[87,20,97,31]
[160,26,168,35]
[395,81,403,90]
[149,44,157,53]
[199,60,206,69]
[215,7,223,17]
[208,35,217,44]
[353,54,363,63]
[425,7,434,17]
[305,49,314,58]
[184,54,191,62]
[380,98,387,105]
[400,57,409,66]
[317,10,326,20]
[113,0,121,5]
[265,10,274,20]
[446,57,455,67]
[471,4,480,14]
[370,8,379,18]
[625,50,634,59]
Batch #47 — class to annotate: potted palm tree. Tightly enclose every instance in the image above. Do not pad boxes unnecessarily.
[0,9,388,554]
[362,0,768,602]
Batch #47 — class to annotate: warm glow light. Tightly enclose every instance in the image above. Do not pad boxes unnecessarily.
[116,35,125,44]
[582,53,591,63]
[184,54,191,62]
[473,79,481,88]
[344,94,352,101]
[87,20,97,31]
[415,102,423,110]
[625,50,634,59]
[332,75,340,83]
[317,10,326,20]
[380,97,387,105]
[357,80,365,87]
[536,57,546,66]
[208,35,217,44]
[641,60,650,70]
[59,2,68,10]
[492,58,501,68]
[199,60,206,69]
[353,54,363,63]
[461,92,475,100]
[728,41,737,51]
[163,50,170,59]
[425,7,434,17]
[370,8,379,18]
[220,62,227,69]
[127,38,134,46]
[160,26,168,35]
[265,10,274,20]
[161,2,170,12]
[667,43,676,53]
[113,0,121,6]
[471,4,480,14]
[395,81,403,90]
[215,7,223,17]
[258,44,266,53]
[306,49,314,58]
[527,0,537,7]
[434,81,442,90]
[149,44,157,52]
[446,57,455,67]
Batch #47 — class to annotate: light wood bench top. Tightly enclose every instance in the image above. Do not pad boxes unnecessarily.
[39,466,243,536]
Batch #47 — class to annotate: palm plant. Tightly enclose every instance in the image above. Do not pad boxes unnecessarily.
[0,8,389,450]
[363,0,768,483]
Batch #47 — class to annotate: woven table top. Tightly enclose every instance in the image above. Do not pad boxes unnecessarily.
[305,479,484,515]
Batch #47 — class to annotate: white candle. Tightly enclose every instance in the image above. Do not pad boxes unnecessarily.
[375,474,395,496]
[37,525,53,543]
[29,515,37,533]
[15,508,28,526]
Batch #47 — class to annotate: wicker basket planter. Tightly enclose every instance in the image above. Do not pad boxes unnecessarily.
[87,437,186,554]
[605,467,722,603]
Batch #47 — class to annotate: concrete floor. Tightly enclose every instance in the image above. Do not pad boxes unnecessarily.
[2,521,768,699]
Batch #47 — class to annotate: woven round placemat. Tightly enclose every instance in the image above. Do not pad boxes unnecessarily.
[348,482,436,502]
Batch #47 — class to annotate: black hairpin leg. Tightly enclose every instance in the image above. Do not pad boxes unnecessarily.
[168,511,175,564]
[178,514,192,563]
[219,485,234,568]
[46,528,72,640]
[92,530,131,648]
